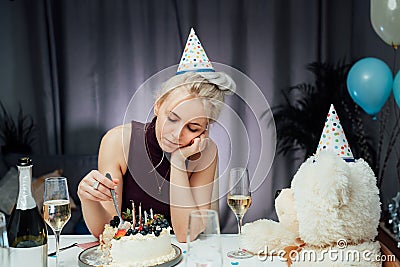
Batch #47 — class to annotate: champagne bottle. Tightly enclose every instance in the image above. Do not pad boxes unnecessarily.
[7,157,48,267]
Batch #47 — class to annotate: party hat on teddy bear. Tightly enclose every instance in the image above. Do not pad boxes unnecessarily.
[176,28,215,75]
[315,104,354,162]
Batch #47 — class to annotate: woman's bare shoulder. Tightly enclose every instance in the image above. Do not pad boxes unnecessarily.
[99,123,132,173]
[105,123,131,136]
[100,124,131,156]
[102,123,131,144]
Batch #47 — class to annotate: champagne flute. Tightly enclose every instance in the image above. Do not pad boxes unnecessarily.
[227,167,253,258]
[43,177,71,267]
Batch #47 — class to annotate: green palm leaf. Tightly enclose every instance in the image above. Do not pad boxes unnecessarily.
[268,60,376,168]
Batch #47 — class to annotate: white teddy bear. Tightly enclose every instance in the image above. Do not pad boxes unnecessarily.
[242,150,382,266]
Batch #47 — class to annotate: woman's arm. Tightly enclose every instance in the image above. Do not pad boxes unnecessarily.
[78,124,130,237]
[169,135,218,242]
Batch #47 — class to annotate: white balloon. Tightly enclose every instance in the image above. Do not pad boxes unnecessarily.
[371,0,400,46]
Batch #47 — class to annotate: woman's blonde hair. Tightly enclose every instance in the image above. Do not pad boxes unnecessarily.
[155,72,236,122]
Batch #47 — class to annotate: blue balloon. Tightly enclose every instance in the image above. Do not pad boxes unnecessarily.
[347,57,393,115]
[394,71,400,108]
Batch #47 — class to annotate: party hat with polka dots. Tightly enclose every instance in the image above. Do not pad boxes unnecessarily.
[316,104,354,162]
[176,28,215,75]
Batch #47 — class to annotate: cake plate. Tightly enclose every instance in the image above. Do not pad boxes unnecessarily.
[78,244,183,267]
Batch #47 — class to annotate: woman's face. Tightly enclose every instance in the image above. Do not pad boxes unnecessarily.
[155,89,208,153]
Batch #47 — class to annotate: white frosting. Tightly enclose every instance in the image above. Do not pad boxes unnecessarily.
[98,225,117,262]
[108,228,175,267]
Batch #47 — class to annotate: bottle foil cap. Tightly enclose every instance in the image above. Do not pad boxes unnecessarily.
[18,157,32,166]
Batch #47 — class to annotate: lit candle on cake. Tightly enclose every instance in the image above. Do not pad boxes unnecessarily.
[144,210,148,224]
[131,200,136,227]
[139,202,142,225]
[150,208,153,219]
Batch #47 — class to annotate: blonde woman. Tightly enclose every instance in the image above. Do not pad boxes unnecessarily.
[78,30,235,242]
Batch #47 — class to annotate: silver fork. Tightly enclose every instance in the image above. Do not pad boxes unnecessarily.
[105,173,124,228]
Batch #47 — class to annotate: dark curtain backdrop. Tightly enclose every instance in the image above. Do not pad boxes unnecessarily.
[1,0,398,233]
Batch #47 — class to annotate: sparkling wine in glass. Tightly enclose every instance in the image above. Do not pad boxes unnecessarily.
[227,167,253,258]
[43,177,71,267]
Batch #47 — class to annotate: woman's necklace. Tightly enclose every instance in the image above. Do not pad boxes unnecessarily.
[144,122,170,195]
[149,151,169,195]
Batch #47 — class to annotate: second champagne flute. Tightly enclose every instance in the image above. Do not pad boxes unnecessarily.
[227,167,253,258]
[43,177,71,267]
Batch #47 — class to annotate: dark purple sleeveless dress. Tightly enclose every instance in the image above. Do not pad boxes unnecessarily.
[121,117,171,224]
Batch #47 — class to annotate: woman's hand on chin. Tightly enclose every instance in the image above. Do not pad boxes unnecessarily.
[171,133,209,165]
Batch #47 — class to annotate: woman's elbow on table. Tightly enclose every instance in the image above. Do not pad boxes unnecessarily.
[176,234,186,243]
[175,231,187,243]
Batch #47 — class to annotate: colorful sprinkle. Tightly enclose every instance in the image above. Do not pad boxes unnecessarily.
[231,262,239,265]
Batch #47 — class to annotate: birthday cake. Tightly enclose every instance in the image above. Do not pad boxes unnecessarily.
[99,208,175,267]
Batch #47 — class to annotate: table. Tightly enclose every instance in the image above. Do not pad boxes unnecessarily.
[378,223,400,260]
[47,234,287,267]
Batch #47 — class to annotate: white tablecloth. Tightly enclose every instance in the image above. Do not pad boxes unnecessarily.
[47,234,286,267]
